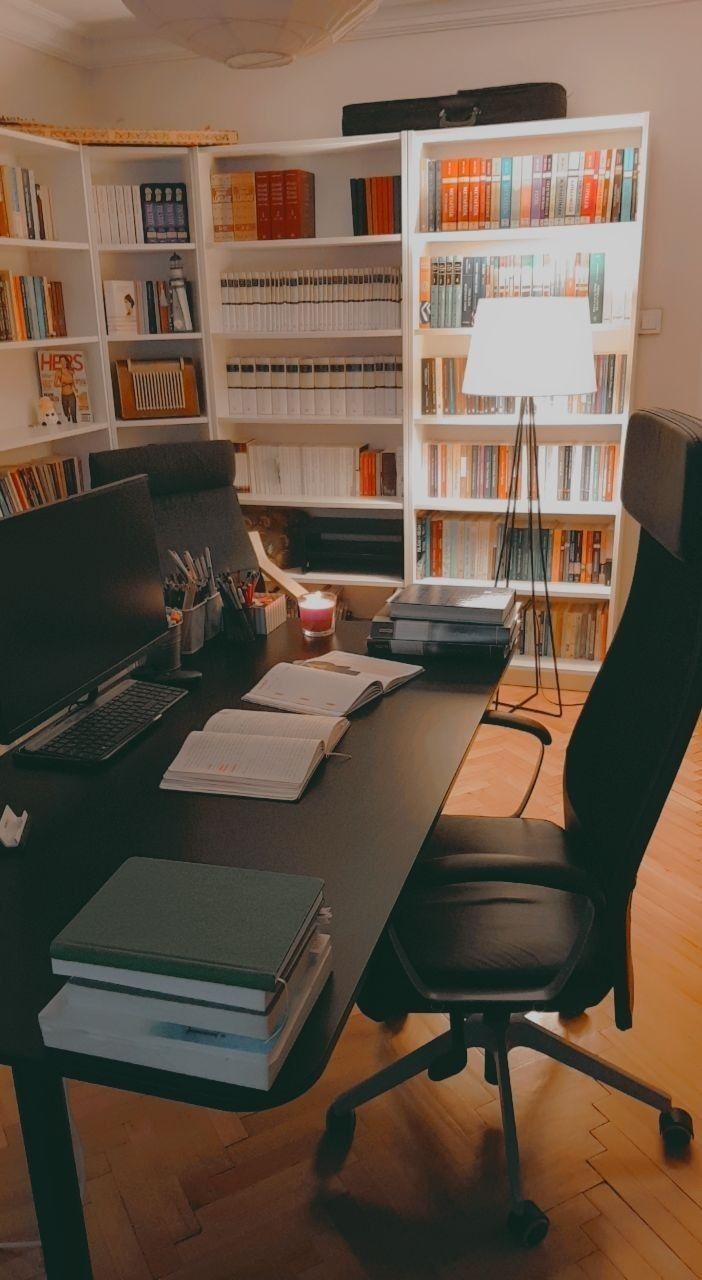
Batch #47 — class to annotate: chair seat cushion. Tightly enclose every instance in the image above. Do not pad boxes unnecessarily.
[357,816,610,1021]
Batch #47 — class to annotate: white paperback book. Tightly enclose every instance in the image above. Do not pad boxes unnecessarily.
[40,935,332,1092]
[243,651,422,717]
[160,708,349,800]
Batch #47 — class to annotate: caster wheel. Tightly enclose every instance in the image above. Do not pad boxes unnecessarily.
[558,1007,586,1022]
[325,1106,356,1142]
[507,1201,550,1247]
[660,1108,694,1154]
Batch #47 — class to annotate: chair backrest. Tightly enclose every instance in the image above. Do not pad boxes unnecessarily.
[564,410,702,904]
[89,441,258,579]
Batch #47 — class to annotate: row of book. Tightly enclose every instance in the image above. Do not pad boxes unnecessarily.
[218,267,402,333]
[92,183,190,246]
[103,278,194,336]
[211,170,315,241]
[0,273,67,341]
[0,454,84,519]
[349,176,401,235]
[420,148,640,231]
[0,166,56,240]
[423,442,620,504]
[415,514,613,585]
[418,252,619,328]
[520,602,609,663]
[233,443,401,499]
[225,354,402,419]
[420,353,628,417]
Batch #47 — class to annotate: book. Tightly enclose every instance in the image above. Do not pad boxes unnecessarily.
[160,707,349,800]
[40,934,332,1091]
[211,173,234,241]
[102,279,139,336]
[50,857,325,1003]
[36,350,92,423]
[389,584,516,625]
[243,651,422,717]
[231,171,257,240]
[0,454,83,518]
[369,604,520,647]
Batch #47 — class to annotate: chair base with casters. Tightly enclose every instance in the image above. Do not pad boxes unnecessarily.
[326,1006,693,1246]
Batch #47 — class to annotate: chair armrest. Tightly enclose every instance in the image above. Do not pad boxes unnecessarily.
[480,710,552,747]
[412,851,604,907]
[479,711,551,815]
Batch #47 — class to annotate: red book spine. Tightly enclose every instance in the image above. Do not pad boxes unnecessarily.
[283,170,303,238]
[269,171,285,239]
[254,171,271,239]
[301,171,315,237]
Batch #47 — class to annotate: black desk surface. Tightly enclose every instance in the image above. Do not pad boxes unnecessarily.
[0,622,502,1113]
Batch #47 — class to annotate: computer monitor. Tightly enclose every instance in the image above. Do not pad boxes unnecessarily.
[0,476,168,744]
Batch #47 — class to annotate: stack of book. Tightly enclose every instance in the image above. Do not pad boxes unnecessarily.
[420,147,640,232]
[226,354,402,419]
[0,454,83,518]
[0,273,67,341]
[218,266,402,333]
[369,585,520,662]
[92,183,190,245]
[349,176,401,234]
[211,170,315,241]
[0,166,56,239]
[39,858,333,1091]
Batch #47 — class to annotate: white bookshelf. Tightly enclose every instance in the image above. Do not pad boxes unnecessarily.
[406,113,648,687]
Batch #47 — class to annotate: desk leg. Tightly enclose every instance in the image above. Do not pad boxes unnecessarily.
[13,1062,93,1280]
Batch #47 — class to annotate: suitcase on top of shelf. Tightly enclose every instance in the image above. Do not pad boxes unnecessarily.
[342,83,567,136]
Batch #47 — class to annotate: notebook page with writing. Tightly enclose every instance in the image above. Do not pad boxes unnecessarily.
[301,651,423,693]
[161,731,324,800]
[204,709,349,754]
[242,663,383,717]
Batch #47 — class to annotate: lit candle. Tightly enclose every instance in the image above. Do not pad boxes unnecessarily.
[298,591,336,638]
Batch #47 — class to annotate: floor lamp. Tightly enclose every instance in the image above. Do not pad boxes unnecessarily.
[462,297,597,717]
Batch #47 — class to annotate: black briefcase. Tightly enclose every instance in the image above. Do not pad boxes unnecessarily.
[342,83,567,136]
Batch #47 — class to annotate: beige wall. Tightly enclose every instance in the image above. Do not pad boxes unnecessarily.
[87,0,702,417]
[0,37,90,123]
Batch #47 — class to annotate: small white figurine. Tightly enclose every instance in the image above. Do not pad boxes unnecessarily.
[37,395,61,429]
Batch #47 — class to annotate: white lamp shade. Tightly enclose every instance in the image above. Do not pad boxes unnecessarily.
[122,0,380,69]
[462,297,597,398]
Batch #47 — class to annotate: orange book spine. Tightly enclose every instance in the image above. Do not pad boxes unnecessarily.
[457,158,470,230]
[441,160,458,231]
[268,170,286,239]
[478,158,487,229]
[581,150,599,223]
[468,157,480,227]
[254,171,271,240]
[551,528,562,581]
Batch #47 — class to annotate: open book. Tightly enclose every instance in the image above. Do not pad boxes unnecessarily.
[242,651,423,717]
[161,709,349,801]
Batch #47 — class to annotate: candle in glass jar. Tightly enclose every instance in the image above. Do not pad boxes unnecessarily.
[299,591,336,638]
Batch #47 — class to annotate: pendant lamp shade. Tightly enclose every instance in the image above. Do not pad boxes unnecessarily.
[122,0,381,69]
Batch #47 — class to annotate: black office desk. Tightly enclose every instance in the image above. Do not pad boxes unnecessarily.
[0,621,504,1279]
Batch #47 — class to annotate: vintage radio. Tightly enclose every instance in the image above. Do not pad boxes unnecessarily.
[113,357,201,420]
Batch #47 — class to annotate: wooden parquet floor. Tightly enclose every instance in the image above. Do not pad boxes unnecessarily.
[1,688,701,1280]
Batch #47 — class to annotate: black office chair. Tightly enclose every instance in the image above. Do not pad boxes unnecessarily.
[89,440,258,579]
[326,408,702,1246]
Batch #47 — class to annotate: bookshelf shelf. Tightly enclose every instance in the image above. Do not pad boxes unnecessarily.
[238,495,402,510]
[218,414,402,426]
[0,335,100,352]
[208,234,401,250]
[97,243,197,253]
[0,237,90,252]
[418,576,610,600]
[0,422,110,452]
[106,332,203,342]
[415,497,617,517]
[114,416,209,429]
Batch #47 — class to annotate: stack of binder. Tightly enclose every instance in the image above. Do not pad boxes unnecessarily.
[39,858,331,1091]
[368,584,520,661]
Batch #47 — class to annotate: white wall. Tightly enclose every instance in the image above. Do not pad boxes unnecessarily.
[88,0,702,418]
[0,37,90,123]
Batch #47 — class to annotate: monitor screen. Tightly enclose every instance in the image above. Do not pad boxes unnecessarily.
[0,476,168,744]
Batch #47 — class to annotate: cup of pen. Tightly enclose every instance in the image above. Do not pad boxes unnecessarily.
[219,570,258,644]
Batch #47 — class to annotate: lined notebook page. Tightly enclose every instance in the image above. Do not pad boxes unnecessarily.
[242,663,379,717]
[166,732,319,786]
[301,651,422,692]
[204,709,349,754]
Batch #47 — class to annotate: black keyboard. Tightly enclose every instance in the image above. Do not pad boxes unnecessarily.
[18,680,187,767]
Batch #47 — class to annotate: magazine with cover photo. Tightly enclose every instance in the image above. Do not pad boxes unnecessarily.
[37,349,92,424]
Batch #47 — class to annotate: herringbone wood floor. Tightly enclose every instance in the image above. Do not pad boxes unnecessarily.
[1,687,701,1280]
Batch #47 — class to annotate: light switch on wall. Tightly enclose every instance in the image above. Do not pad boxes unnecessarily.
[639,308,663,334]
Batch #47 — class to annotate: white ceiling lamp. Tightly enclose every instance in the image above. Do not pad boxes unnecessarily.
[121,0,381,69]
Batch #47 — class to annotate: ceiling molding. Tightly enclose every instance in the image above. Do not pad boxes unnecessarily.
[0,0,695,70]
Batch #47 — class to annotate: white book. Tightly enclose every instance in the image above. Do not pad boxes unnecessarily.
[299,359,315,416]
[383,358,396,416]
[255,360,273,415]
[362,357,376,415]
[241,360,257,416]
[394,357,403,416]
[94,186,110,244]
[243,652,422,717]
[374,358,385,415]
[346,358,363,417]
[123,184,138,244]
[132,185,145,243]
[114,184,129,244]
[161,707,349,800]
[313,359,331,417]
[40,935,332,1092]
[329,360,346,417]
[105,185,120,244]
[227,360,243,417]
[285,358,301,416]
[271,359,287,416]
[103,280,139,336]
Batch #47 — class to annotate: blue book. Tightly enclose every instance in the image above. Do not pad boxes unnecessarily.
[500,157,513,228]
[620,147,635,222]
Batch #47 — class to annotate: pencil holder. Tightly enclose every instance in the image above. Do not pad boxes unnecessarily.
[222,602,256,645]
[180,600,206,655]
[151,618,182,671]
[204,592,223,642]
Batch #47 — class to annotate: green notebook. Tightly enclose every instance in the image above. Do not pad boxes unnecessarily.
[50,858,324,993]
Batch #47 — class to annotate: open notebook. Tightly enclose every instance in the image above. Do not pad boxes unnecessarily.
[161,709,349,801]
[242,651,423,717]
